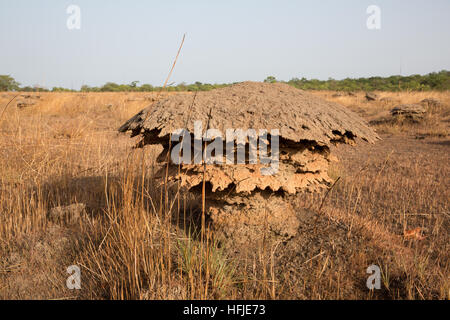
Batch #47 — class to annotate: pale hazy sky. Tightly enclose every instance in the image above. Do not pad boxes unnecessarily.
[0,0,449,89]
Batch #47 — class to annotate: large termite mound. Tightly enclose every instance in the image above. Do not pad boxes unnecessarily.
[120,82,378,144]
[119,82,379,246]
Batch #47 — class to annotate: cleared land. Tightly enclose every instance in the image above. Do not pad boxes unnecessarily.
[0,89,448,299]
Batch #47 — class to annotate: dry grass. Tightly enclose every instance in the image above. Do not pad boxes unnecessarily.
[316,90,450,137]
[0,90,448,299]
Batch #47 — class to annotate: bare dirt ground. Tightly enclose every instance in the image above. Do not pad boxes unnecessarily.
[0,89,448,299]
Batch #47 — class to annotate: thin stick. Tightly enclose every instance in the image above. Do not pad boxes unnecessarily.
[199,107,212,297]
[177,91,197,230]
[313,176,341,234]
[201,108,213,241]
[143,33,186,122]
[0,94,20,123]
[135,33,186,137]
[318,176,341,214]
[162,34,185,91]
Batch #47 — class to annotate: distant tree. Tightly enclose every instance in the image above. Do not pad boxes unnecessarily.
[100,82,120,92]
[264,76,277,83]
[52,87,73,92]
[176,82,187,91]
[80,85,91,92]
[0,75,20,91]
[140,84,154,92]
[118,84,131,91]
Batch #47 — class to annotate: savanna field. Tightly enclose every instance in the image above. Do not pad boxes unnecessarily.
[0,89,448,299]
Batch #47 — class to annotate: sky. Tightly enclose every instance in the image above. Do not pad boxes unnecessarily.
[0,0,449,89]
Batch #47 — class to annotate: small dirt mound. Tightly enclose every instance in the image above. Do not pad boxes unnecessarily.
[421,98,443,108]
[365,92,378,101]
[391,104,426,121]
[16,100,36,108]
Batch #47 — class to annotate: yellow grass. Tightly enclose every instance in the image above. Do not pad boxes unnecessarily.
[316,90,450,137]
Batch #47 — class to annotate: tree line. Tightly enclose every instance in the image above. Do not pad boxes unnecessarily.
[1,70,449,92]
[282,70,450,92]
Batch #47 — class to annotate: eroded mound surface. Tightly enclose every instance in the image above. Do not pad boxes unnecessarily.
[165,151,332,194]
[391,104,426,121]
[208,190,300,248]
[119,81,379,145]
[119,82,379,246]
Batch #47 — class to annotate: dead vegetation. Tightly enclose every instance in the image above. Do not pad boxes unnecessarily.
[0,88,448,299]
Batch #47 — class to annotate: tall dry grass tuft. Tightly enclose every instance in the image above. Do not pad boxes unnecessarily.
[0,92,244,299]
[77,150,238,299]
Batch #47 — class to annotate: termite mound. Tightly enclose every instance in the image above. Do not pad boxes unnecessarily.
[119,82,379,247]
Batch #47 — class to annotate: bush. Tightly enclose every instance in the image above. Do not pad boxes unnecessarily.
[0,75,20,91]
